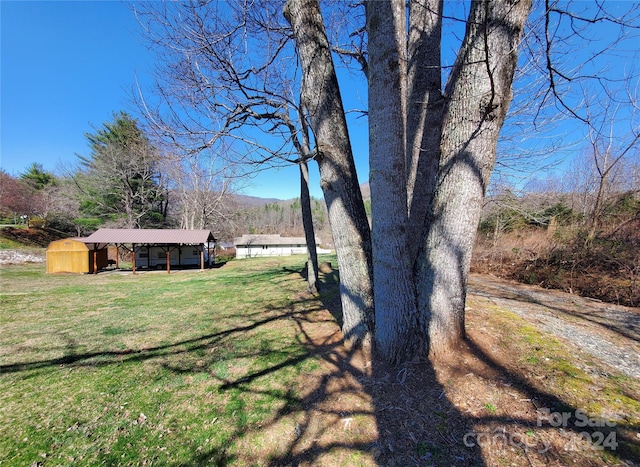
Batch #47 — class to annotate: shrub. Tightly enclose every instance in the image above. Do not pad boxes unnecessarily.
[29,217,45,228]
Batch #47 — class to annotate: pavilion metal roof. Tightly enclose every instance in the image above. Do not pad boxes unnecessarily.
[83,229,216,245]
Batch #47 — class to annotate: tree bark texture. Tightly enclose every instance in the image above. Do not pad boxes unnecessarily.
[368,0,421,363]
[296,103,321,294]
[284,0,374,345]
[415,0,532,357]
[286,0,530,361]
[405,0,444,250]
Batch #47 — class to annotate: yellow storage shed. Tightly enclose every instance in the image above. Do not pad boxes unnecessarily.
[46,238,108,274]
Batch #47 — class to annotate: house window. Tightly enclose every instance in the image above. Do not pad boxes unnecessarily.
[157,252,164,259]
[139,253,149,258]
[192,250,198,255]
[262,245,268,249]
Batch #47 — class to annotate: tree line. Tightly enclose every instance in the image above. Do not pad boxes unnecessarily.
[0,111,332,242]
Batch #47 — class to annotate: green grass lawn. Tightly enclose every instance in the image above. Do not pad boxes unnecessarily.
[7,254,637,466]
[0,256,337,466]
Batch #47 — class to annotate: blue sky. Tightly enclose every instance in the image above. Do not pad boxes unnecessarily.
[2,1,637,200]
[2,3,149,175]
[0,0,346,199]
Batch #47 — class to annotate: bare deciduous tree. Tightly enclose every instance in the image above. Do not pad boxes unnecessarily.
[285,0,374,343]
[582,93,640,242]
[161,147,233,231]
[288,0,638,362]
[135,0,324,293]
[134,0,639,364]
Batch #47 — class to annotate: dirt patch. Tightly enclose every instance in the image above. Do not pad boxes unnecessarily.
[263,274,640,466]
[1,226,64,247]
[260,305,485,466]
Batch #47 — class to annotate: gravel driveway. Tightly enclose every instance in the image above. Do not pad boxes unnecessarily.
[469,274,640,379]
[0,250,45,265]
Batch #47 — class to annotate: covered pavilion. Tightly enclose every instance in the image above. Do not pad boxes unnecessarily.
[82,229,216,274]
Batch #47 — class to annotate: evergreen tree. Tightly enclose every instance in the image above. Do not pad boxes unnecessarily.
[75,112,168,228]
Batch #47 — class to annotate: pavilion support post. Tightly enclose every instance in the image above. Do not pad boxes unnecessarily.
[166,245,170,274]
[93,247,98,274]
[200,247,204,270]
[132,243,137,275]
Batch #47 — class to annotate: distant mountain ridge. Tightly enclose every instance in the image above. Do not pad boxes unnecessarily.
[233,194,282,208]
[235,183,370,207]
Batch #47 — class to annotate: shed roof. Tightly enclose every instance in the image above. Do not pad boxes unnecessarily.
[47,237,107,251]
[83,229,216,245]
[234,234,309,246]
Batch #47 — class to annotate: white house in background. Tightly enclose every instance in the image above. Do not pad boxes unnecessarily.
[234,234,331,259]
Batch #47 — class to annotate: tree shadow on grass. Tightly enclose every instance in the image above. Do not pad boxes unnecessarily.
[176,265,485,466]
[185,264,639,465]
[461,335,640,464]
[0,306,311,375]
[4,264,638,465]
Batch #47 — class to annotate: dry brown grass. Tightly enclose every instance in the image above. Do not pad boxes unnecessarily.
[472,225,640,307]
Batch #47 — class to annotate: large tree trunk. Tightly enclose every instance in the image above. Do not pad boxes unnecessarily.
[368,0,420,363]
[415,0,532,357]
[284,0,374,345]
[405,0,444,248]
